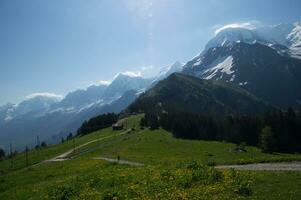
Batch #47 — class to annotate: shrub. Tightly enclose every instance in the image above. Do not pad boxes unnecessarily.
[177,174,193,188]
[228,169,253,196]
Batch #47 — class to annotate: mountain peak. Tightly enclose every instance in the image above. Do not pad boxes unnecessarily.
[205,27,260,51]
[183,40,301,107]
[170,61,184,69]
[206,22,301,58]
[113,72,142,81]
[154,61,184,84]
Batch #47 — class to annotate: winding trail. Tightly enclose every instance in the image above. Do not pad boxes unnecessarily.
[44,130,130,163]
[215,162,301,171]
[39,128,301,171]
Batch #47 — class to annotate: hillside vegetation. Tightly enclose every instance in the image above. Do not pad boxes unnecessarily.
[1,114,301,199]
[128,73,271,116]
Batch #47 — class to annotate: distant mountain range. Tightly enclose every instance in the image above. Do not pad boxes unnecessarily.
[1,21,301,150]
[0,63,182,150]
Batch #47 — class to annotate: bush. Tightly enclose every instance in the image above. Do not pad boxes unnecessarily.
[228,169,253,196]
[176,174,193,188]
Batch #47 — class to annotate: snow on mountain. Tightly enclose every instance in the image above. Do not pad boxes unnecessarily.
[103,73,152,101]
[205,28,261,51]
[205,22,301,59]
[159,61,184,78]
[0,72,152,123]
[203,56,234,80]
[0,72,154,150]
[55,84,108,111]
[0,94,62,121]
[287,22,301,58]
[152,61,184,84]
[183,40,301,108]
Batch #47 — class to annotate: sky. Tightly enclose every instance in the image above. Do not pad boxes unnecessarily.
[0,0,301,106]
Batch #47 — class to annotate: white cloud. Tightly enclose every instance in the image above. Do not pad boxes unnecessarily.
[214,22,256,35]
[122,71,142,77]
[98,80,111,86]
[25,93,63,100]
[113,71,142,80]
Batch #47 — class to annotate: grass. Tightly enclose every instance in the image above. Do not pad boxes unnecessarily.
[85,128,301,166]
[1,114,301,199]
[0,127,124,175]
[251,171,301,199]
[0,157,251,200]
[1,156,301,200]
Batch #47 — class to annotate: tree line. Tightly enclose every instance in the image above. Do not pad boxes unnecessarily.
[77,113,118,136]
[140,108,301,153]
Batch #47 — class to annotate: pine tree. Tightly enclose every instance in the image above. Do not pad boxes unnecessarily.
[259,126,275,153]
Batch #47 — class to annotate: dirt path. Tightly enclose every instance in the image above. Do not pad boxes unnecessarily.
[44,130,130,163]
[39,128,301,171]
[215,162,301,171]
[93,157,144,167]
[95,158,301,171]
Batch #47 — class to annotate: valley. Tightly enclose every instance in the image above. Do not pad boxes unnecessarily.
[1,4,301,199]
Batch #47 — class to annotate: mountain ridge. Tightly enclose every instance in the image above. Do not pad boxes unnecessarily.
[183,36,301,107]
[128,73,272,116]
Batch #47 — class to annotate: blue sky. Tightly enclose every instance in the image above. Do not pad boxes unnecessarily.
[0,0,300,105]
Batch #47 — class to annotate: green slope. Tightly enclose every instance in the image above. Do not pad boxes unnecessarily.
[128,73,272,116]
[1,114,301,199]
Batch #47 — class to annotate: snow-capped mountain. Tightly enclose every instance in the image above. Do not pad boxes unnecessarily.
[205,22,301,59]
[103,73,153,101]
[205,28,261,51]
[0,73,153,150]
[287,22,301,58]
[183,23,301,108]
[0,94,61,122]
[47,84,109,115]
[152,61,184,83]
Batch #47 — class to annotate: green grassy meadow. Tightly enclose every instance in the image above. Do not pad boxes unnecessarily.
[1,114,301,199]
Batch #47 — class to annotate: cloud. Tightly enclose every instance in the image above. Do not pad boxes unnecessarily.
[25,93,63,100]
[98,80,111,86]
[113,71,142,80]
[122,71,142,77]
[214,22,257,35]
